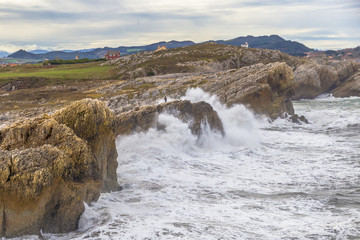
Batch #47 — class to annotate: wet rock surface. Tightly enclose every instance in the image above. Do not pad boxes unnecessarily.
[114,100,224,137]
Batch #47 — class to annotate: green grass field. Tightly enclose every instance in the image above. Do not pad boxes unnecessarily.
[0,62,116,86]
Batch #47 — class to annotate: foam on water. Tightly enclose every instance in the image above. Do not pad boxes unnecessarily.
[8,92,360,240]
[182,88,263,147]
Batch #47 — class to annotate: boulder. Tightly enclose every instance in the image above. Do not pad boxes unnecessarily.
[293,60,359,99]
[0,99,120,237]
[289,114,309,124]
[114,100,224,136]
[332,70,360,97]
[53,99,120,192]
[0,115,101,237]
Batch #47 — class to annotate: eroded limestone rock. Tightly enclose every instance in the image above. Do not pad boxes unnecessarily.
[332,69,360,97]
[53,99,120,192]
[293,60,359,99]
[0,115,101,237]
[203,62,295,119]
[114,100,224,137]
[0,99,120,238]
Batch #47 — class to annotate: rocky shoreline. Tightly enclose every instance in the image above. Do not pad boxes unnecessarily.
[0,43,359,238]
[0,98,227,237]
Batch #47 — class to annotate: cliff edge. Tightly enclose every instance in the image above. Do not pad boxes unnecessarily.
[0,99,119,238]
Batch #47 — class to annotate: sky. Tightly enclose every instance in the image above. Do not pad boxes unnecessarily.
[0,0,359,53]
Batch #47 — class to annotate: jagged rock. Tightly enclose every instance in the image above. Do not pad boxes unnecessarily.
[0,115,101,237]
[203,62,295,119]
[52,99,120,192]
[293,60,359,99]
[114,100,224,136]
[332,70,360,97]
[102,62,296,119]
[289,114,309,124]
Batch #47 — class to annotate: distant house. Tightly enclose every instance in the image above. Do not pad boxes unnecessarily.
[75,55,79,60]
[155,45,167,52]
[105,50,120,60]
[241,42,249,48]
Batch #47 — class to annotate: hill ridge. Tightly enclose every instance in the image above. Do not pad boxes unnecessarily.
[7,35,311,60]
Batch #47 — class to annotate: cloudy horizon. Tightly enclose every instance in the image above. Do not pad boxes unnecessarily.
[0,0,359,53]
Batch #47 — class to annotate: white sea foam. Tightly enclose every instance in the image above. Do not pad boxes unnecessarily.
[182,88,263,147]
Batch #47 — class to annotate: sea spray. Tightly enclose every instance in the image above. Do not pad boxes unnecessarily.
[182,88,263,147]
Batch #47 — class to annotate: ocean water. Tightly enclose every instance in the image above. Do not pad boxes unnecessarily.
[11,90,360,240]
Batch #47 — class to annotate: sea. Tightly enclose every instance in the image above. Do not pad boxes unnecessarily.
[11,88,360,240]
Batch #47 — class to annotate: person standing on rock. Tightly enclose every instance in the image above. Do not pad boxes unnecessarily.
[164,96,167,103]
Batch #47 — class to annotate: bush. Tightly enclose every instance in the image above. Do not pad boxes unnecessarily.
[44,58,106,65]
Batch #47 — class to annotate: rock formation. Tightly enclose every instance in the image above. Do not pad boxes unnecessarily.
[331,69,360,97]
[114,100,224,136]
[293,60,359,99]
[0,99,119,238]
[105,62,296,119]
[203,62,295,119]
[53,99,120,192]
[112,42,298,80]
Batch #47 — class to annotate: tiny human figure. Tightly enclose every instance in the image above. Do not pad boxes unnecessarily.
[164,96,167,103]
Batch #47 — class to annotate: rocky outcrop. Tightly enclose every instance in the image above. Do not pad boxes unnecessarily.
[332,70,360,97]
[293,60,359,99]
[104,62,296,119]
[0,115,101,237]
[53,99,120,192]
[204,62,295,119]
[289,114,309,124]
[112,42,298,80]
[0,99,120,238]
[114,100,224,136]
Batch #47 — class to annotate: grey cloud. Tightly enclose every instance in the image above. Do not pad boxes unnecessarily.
[0,0,359,51]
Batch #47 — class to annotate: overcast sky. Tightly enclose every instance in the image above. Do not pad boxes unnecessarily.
[0,0,359,52]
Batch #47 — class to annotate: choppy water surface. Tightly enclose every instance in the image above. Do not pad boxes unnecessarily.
[16,91,360,240]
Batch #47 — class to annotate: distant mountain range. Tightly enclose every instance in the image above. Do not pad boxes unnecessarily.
[0,50,9,58]
[5,35,312,61]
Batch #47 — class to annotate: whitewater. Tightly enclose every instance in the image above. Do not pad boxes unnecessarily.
[12,89,360,240]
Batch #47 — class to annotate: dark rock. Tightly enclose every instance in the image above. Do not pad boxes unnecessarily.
[114,100,224,137]
[289,114,309,124]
